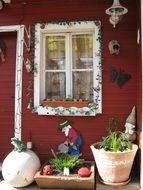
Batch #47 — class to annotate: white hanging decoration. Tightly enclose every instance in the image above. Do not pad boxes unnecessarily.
[105,0,128,28]
[24,58,32,73]
[27,98,33,109]
[24,25,31,52]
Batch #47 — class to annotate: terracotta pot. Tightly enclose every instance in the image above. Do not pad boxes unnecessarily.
[34,161,95,189]
[42,100,89,108]
[90,143,138,184]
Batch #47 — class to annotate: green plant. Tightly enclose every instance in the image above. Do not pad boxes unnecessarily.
[99,129,132,152]
[109,117,119,129]
[49,154,83,171]
[98,118,132,152]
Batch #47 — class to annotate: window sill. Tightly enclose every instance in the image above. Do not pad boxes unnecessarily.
[34,101,99,116]
[33,99,100,116]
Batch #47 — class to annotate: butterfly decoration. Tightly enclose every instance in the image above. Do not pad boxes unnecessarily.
[110,66,131,88]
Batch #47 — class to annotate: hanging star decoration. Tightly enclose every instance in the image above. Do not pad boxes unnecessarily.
[110,66,131,88]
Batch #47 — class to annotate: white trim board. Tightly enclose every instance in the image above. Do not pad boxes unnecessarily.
[141,1,143,189]
[0,25,24,140]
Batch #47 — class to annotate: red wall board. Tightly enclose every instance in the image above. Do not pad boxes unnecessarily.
[0,0,140,163]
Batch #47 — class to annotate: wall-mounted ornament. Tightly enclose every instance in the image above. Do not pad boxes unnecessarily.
[0,0,11,11]
[105,0,128,28]
[27,98,33,109]
[0,39,6,63]
[110,66,131,88]
[24,58,32,73]
[24,26,31,52]
[108,40,120,55]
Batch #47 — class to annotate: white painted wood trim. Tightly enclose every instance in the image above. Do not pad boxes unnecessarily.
[34,21,102,116]
[0,25,24,140]
[141,1,143,189]
[3,0,11,3]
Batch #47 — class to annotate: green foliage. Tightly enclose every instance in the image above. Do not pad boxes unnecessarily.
[50,154,83,171]
[99,129,132,152]
[97,118,132,152]
[109,117,119,129]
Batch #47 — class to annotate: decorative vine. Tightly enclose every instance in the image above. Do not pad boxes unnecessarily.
[28,20,103,116]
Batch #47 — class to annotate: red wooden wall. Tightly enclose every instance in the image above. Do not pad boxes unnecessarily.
[0,0,140,163]
[0,32,17,161]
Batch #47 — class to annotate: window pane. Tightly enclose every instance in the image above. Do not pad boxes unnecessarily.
[72,71,93,101]
[72,34,93,69]
[46,72,66,99]
[45,36,65,70]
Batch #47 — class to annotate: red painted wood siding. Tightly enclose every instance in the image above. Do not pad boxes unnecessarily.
[0,32,17,161]
[135,0,142,175]
[0,0,140,163]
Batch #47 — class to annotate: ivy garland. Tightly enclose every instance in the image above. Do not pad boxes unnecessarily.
[30,20,103,116]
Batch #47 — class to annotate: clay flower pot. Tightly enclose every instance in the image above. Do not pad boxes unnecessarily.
[42,99,89,108]
[90,143,138,185]
[34,161,95,189]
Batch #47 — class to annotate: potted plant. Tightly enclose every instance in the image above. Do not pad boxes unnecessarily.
[90,118,138,186]
[49,154,83,175]
[34,154,95,189]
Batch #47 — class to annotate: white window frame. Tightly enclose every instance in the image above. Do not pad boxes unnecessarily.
[34,21,102,116]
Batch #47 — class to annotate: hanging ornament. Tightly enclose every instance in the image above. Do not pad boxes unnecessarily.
[27,98,33,109]
[108,40,120,55]
[24,25,31,52]
[0,39,6,63]
[24,58,32,73]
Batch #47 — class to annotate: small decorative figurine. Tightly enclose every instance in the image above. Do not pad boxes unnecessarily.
[78,167,91,177]
[42,165,53,175]
[11,137,27,152]
[24,58,33,73]
[124,106,136,142]
[59,119,82,156]
[108,40,120,55]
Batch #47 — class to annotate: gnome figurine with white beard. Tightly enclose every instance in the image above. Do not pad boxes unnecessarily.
[58,119,82,156]
[124,106,136,142]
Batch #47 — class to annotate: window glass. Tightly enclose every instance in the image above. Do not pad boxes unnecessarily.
[45,36,65,70]
[46,72,66,99]
[72,71,93,101]
[72,34,93,69]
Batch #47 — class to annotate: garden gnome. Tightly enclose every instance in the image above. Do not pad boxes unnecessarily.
[59,119,82,156]
[124,106,136,142]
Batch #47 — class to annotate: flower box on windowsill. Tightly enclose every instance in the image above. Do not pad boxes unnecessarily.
[42,99,90,108]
